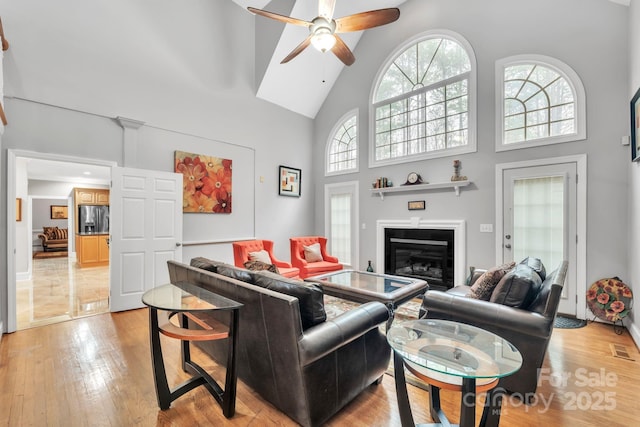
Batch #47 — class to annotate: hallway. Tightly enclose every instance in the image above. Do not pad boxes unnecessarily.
[16,256,109,330]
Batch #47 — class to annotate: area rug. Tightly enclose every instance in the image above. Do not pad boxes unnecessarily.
[33,251,68,259]
[554,315,587,329]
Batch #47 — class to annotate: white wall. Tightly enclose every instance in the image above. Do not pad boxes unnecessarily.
[314,0,630,291]
[0,0,316,331]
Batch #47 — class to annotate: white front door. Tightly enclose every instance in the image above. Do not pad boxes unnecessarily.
[501,162,578,316]
[110,167,183,312]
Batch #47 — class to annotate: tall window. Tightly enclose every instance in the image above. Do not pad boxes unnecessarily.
[496,55,586,151]
[325,182,359,268]
[326,110,358,176]
[370,30,477,167]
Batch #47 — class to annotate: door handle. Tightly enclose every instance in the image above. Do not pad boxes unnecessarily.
[505,235,511,239]
[176,242,182,247]
[504,244,512,249]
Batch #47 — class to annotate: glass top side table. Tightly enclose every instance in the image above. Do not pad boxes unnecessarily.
[387,319,523,427]
[142,282,243,418]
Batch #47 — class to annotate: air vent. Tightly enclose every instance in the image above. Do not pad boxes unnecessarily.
[610,343,636,361]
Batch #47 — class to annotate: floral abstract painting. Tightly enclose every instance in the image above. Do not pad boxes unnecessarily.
[175,150,232,213]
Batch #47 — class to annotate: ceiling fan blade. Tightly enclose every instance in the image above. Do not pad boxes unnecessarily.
[281,34,313,64]
[0,17,9,51]
[247,7,311,27]
[331,35,355,66]
[318,0,336,19]
[335,8,400,33]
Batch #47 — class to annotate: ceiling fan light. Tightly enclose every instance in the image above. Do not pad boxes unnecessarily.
[311,29,336,52]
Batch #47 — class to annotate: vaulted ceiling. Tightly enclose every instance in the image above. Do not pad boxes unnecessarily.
[232,0,406,118]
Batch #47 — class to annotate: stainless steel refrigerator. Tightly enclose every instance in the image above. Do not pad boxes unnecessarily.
[78,205,109,234]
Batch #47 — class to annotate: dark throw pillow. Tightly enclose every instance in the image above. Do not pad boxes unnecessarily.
[468,262,515,300]
[244,260,280,274]
[519,257,546,281]
[253,271,326,329]
[216,264,255,283]
[490,264,543,308]
[190,257,229,273]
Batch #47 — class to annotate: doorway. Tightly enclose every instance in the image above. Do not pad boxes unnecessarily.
[496,155,587,319]
[7,149,115,332]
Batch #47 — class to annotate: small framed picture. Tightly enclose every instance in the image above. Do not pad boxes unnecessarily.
[408,200,425,210]
[279,165,301,197]
[631,87,640,162]
[50,205,68,219]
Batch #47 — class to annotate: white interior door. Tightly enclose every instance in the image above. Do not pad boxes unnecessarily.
[110,167,183,312]
[502,163,577,316]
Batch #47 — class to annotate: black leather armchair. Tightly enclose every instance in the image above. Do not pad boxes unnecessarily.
[419,260,568,400]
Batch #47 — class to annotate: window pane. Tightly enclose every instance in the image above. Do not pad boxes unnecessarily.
[505,113,525,130]
[505,128,525,144]
[526,124,549,140]
[526,109,549,126]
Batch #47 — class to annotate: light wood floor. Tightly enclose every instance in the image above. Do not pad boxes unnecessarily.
[16,256,109,330]
[1,308,639,426]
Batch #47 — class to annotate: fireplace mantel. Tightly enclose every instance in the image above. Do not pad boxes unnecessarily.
[376,219,466,287]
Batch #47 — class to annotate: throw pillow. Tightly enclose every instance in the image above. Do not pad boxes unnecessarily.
[244,260,280,274]
[248,249,272,264]
[468,261,515,300]
[253,271,326,329]
[490,264,542,308]
[190,257,230,273]
[303,243,323,263]
[519,257,546,281]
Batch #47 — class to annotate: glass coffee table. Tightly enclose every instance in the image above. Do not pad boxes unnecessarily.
[306,270,428,329]
[387,319,522,427]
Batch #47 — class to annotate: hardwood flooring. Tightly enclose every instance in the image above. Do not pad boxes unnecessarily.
[1,309,639,426]
[16,257,109,330]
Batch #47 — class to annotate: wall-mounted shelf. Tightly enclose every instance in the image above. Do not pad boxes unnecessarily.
[370,180,471,200]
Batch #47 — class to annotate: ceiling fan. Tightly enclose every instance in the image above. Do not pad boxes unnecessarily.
[248,0,400,66]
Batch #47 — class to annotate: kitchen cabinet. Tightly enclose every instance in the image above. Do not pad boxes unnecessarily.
[76,234,109,268]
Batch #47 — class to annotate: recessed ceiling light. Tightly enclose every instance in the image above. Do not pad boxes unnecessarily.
[83,171,91,175]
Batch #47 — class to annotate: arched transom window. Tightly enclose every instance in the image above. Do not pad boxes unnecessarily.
[326,111,358,175]
[497,55,586,151]
[371,31,477,166]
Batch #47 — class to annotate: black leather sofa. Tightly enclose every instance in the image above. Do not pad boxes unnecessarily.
[167,258,391,427]
[419,258,568,400]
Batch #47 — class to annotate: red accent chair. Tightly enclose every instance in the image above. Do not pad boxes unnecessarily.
[232,240,300,278]
[289,236,343,279]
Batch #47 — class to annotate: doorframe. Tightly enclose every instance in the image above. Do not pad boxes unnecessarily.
[6,149,117,333]
[495,154,587,320]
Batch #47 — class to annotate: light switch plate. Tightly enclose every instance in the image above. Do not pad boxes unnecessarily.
[480,224,493,233]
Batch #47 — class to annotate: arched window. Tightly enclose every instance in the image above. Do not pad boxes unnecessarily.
[326,110,358,175]
[370,30,477,167]
[496,55,586,151]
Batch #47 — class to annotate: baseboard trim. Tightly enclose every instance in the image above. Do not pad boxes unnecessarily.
[628,321,640,351]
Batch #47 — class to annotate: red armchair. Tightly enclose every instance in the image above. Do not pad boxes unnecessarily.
[232,240,300,278]
[289,236,343,279]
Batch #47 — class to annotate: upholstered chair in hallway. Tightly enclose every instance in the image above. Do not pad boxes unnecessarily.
[232,239,300,278]
[289,236,343,279]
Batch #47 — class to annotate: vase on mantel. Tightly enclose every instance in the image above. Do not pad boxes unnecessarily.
[366,261,374,272]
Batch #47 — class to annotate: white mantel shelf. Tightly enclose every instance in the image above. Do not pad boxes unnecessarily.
[370,180,471,200]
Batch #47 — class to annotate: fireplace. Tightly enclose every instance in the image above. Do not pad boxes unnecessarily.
[376,219,466,292]
[385,228,454,291]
